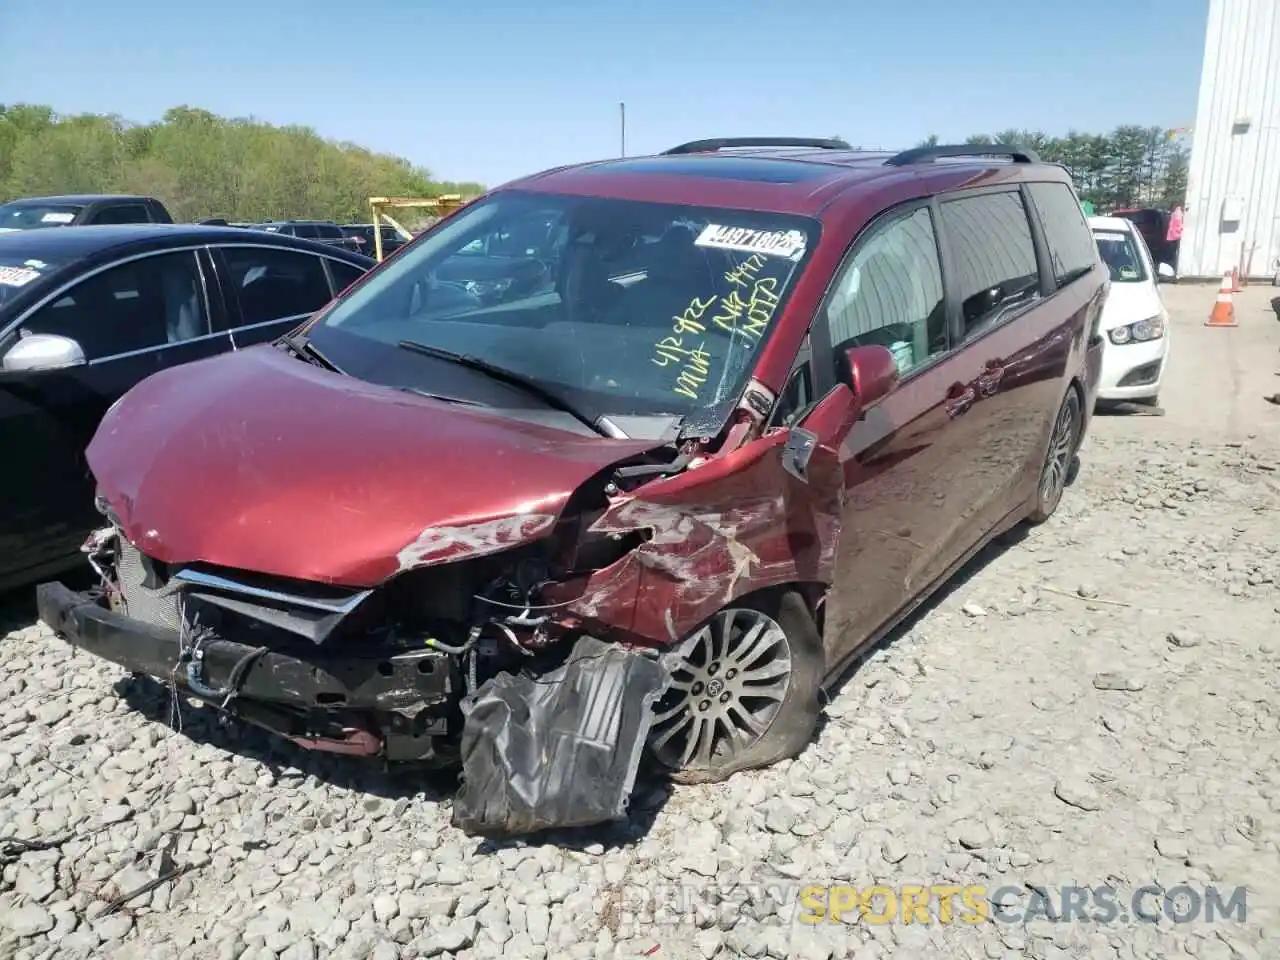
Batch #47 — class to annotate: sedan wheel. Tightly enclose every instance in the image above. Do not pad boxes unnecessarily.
[1029,388,1081,522]
[650,592,823,784]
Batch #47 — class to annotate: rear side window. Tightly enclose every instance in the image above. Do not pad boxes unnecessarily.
[90,204,152,225]
[1027,182,1099,288]
[327,259,367,293]
[938,191,1040,341]
[220,247,334,326]
[293,224,320,239]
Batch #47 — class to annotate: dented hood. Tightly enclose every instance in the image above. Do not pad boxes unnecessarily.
[88,346,660,586]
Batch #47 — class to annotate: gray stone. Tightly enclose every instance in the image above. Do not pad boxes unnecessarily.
[2,905,55,938]
[1054,777,1103,812]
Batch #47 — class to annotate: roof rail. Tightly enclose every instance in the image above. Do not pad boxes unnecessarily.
[885,143,1041,166]
[661,137,853,156]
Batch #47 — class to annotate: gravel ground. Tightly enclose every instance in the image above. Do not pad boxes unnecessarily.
[2,284,1279,960]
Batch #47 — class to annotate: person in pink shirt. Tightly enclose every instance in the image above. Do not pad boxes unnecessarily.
[1164,205,1184,271]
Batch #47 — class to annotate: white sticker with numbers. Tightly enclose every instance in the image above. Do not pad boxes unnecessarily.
[0,266,41,287]
[694,224,808,261]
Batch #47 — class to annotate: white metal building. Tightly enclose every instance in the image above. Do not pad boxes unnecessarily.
[1179,0,1280,280]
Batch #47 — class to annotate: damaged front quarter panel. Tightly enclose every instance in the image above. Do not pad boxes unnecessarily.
[546,393,854,645]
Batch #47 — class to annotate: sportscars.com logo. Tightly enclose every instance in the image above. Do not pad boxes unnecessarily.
[795,884,1248,926]
[614,881,1248,930]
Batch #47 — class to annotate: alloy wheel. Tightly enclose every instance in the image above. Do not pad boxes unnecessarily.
[650,607,793,772]
[1040,393,1080,508]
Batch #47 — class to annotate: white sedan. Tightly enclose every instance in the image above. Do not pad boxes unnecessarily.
[1089,215,1174,406]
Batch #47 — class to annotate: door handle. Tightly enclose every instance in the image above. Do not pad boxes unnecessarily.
[945,384,976,417]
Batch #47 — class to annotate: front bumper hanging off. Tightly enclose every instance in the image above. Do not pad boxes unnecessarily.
[37,582,678,838]
[35,581,456,759]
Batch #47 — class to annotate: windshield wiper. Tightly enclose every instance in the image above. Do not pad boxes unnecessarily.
[396,339,606,436]
[397,386,486,406]
[279,333,341,373]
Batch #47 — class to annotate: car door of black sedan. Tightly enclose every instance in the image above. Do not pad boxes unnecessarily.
[0,247,232,588]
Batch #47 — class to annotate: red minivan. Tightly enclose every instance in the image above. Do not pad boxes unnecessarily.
[38,138,1106,833]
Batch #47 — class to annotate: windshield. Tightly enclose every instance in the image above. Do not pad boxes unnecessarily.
[308,190,819,425]
[0,258,61,307]
[0,202,83,232]
[1093,230,1148,283]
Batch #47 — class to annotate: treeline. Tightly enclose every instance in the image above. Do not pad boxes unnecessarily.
[915,127,1189,211]
[0,104,485,224]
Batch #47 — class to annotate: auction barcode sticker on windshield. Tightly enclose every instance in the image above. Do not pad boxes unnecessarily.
[40,212,76,224]
[0,266,41,287]
[695,224,807,261]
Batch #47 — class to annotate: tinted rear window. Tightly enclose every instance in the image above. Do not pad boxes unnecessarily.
[1027,182,1099,289]
[939,190,1040,340]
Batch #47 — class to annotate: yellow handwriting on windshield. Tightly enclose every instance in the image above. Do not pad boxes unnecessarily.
[653,295,720,400]
[675,342,712,399]
[653,334,714,400]
[724,253,766,290]
[670,295,716,335]
[712,274,780,342]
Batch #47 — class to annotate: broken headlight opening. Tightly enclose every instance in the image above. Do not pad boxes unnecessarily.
[61,515,674,836]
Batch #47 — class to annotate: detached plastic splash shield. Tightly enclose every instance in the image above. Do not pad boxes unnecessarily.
[451,635,672,837]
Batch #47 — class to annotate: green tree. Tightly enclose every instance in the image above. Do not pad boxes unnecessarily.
[0,103,486,223]
[936,125,1189,210]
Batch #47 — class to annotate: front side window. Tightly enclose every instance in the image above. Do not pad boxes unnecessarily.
[220,247,333,326]
[308,191,820,424]
[1093,229,1149,283]
[939,190,1040,341]
[824,205,947,379]
[21,251,209,359]
[1027,182,1098,288]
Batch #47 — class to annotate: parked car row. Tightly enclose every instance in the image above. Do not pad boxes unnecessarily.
[1,194,408,261]
[26,138,1117,833]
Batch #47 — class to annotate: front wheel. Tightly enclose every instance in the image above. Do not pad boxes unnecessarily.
[1027,388,1082,523]
[649,591,823,784]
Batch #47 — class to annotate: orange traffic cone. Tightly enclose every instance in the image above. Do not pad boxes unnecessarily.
[1206,271,1238,327]
[1230,267,1242,293]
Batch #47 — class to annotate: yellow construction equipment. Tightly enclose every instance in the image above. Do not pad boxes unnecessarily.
[367,195,471,261]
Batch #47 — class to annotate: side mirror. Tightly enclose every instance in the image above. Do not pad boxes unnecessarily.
[843,343,900,412]
[1157,263,1176,281]
[1,333,87,374]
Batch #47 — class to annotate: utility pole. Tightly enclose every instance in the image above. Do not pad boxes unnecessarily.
[619,102,626,157]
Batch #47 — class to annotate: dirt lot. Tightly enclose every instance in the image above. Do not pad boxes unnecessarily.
[2,283,1278,960]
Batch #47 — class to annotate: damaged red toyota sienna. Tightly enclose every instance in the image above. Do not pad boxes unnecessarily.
[37,138,1107,835]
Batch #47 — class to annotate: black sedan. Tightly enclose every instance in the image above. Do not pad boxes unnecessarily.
[0,224,373,591]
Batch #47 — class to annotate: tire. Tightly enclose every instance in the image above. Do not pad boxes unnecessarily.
[1027,387,1082,524]
[649,590,823,785]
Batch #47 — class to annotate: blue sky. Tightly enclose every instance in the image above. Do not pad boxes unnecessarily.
[1,0,1206,188]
